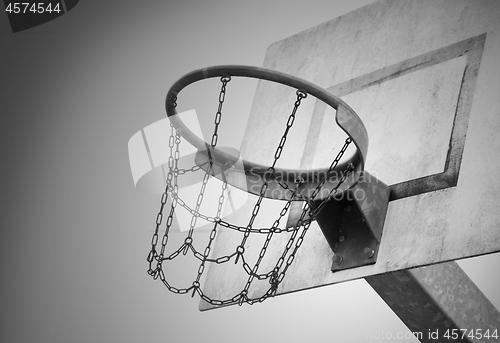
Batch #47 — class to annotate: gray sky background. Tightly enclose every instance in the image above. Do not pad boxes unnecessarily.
[1,1,499,342]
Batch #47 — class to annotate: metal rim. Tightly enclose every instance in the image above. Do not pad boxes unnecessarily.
[165,65,368,200]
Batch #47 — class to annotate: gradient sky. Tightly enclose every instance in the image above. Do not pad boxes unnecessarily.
[1,1,499,342]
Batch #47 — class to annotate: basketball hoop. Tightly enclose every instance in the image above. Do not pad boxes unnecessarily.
[147,65,390,307]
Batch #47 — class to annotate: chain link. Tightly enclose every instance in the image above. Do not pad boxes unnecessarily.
[211,76,231,147]
[309,138,353,217]
[309,138,352,200]
[240,90,306,240]
[148,84,354,307]
[272,90,306,168]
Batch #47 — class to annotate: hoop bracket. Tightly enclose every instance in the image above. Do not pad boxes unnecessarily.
[311,171,390,272]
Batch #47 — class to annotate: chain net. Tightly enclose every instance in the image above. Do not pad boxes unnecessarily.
[147,76,353,306]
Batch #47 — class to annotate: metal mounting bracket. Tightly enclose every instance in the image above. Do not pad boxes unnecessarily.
[311,171,390,272]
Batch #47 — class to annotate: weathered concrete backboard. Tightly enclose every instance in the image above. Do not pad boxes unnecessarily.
[201,0,500,310]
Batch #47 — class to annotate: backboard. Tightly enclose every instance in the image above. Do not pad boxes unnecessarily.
[199,0,500,310]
